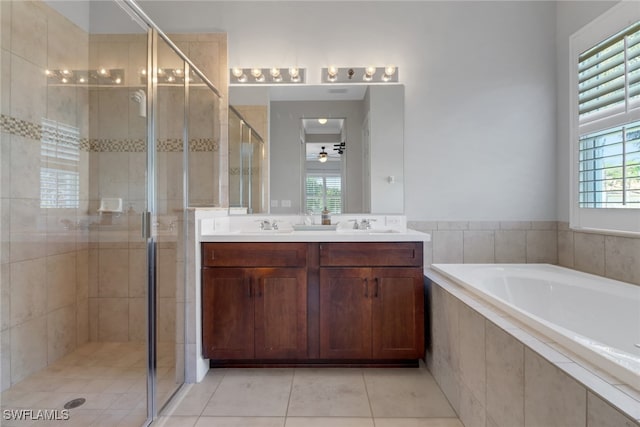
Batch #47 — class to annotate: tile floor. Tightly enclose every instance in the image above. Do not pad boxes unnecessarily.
[0,342,179,427]
[154,365,463,427]
[1,344,463,427]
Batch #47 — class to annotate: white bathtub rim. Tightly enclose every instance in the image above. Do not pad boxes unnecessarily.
[425,267,640,423]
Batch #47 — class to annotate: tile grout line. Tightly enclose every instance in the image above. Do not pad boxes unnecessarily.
[283,368,296,425]
[361,368,375,423]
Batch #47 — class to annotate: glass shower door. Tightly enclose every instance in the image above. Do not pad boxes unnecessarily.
[152,34,186,412]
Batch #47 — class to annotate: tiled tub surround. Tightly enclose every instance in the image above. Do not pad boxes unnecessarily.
[407,221,559,267]
[425,268,640,427]
[408,220,640,286]
[557,222,640,286]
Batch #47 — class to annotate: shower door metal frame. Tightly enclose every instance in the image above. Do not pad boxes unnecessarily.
[144,27,158,425]
[117,1,224,425]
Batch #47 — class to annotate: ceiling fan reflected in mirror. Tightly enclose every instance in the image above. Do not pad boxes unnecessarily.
[333,142,346,154]
[318,146,328,163]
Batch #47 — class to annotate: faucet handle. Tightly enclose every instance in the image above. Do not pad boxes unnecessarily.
[360,218,377,230]
[349,219,359,229]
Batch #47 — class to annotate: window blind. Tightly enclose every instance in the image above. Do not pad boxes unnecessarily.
[305,174,342,214]
[578,21,640,123]
[40,119,80,209]
[578,121,640,208]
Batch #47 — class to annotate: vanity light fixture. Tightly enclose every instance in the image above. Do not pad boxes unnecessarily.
[321,66,399,83]
[229,67,306,84]
[45,68,124,86]
[138,67,191,85]
[318,146,328,163]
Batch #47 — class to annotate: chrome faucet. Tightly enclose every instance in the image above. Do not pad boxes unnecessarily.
[258,219,278,230]
[350,218,376,230]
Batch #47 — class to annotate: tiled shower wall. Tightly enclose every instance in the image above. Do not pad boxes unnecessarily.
[0,0,228,392]
[85,32,227,345]
[409,220,640,286]
[0,0,90,390]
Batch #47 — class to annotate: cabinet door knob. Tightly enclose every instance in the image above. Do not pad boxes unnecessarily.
[374,277,379,298]
[364,277,369,298]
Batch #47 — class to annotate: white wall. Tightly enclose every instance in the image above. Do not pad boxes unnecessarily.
[554,1,619,222]
[95,1,578,221]
[369,85,404,214]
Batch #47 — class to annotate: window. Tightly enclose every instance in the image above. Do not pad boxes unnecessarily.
[40,119,80,209]
[305,174,342,214]
[570,2,640,234]
[579,122,640,208]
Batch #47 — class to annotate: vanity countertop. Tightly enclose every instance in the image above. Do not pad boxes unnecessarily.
[200,228,430,243]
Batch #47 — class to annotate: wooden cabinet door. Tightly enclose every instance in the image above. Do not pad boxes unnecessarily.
[254,268,308,359]
[319,268,372,359]
[202,268,254,360]
[371,267,425,359]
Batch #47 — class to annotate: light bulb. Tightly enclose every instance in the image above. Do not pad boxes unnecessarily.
[328,66,338,77]
[45,69,52,76]
[270,68,281,78]
[237,74,247,83]
[363,66,375,81]
[289,67,300,78]
[251,68,262,78]
[318,153,328,163]
[231,67,244,78]
[114,77,122,84]
[61,77,68,84]
[384,65,396,76]
[318,118,328,124]
[255,74,265,83]
[174,68,183,75]
[167,76,175,82]
[98,67,109,76]
[61,69,72,76]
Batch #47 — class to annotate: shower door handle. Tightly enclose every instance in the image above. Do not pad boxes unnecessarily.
[142,211,151,239]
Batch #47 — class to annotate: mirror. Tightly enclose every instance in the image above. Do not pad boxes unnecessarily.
[229,84,404,214]
[302,118,346,214]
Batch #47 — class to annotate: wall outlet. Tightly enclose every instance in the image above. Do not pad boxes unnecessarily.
[385,216,404,229]
[281,200,291,208]
[271,200,279,208]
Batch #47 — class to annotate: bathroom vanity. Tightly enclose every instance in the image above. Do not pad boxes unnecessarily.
[199,218,427,367]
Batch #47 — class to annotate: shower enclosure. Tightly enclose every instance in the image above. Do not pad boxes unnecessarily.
[229,106,266,213]
[0,0,223,425]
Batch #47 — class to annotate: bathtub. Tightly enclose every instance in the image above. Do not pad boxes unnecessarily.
[431,263,640,389]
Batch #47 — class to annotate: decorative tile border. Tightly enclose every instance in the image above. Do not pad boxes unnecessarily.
[1,114,42,139]
[229,166,261,176]
[1,114,219,152]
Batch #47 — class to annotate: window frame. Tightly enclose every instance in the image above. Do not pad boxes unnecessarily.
[569,2,640,236]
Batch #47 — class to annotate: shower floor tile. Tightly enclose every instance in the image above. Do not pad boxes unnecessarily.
[0,342,177,427]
